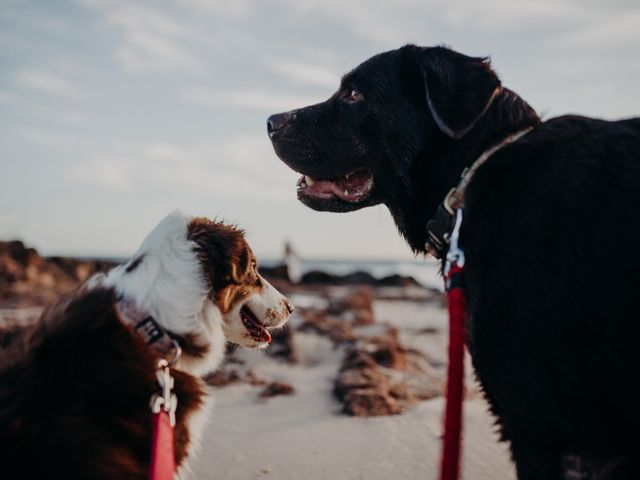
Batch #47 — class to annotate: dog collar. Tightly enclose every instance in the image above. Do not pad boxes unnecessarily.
[425,127,534,258]
[117,299,181,362]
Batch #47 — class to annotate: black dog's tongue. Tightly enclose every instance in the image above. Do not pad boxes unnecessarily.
[299,169,373,203]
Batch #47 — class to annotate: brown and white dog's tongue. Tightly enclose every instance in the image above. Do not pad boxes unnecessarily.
[298,169,373,203]
[240,305,271,344]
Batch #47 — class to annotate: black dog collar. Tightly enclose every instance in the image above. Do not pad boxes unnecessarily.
[117,299,180,361]
[425,127,534,258]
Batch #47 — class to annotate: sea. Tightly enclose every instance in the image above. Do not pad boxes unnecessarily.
[87,256,444,292]
[260,258,443,291]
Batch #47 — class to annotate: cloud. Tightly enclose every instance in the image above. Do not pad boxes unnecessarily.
[551,9,640,48]
[12,127,79,148]
[13,70,78,97]
[105,4,187,37]
[183,86,322,111]
[70,135,293,198]
[77,2,201,73]
[0,209,18,239]
[0,90,17,104]
[268,59,340,89]
[269,0,597,46]
[180,0,254,16]
[116,29,200,73]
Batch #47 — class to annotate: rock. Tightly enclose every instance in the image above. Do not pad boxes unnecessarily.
[342,271,376,284]
[300,269,424,288]
[298,311,357,344]
[48,257,115,283]
[377,274,423,287]
[356,328,408,370]
[204,367,267,388]
[258,264,289,282]
[204,369,242,387]
[301,270,346,285]
[334,327,443,416]
[334,367,390,400]
[266,325,298,363]
[343,388,404,416]
[259,381,295,398]
[340,350,378,371]
[328,287,375,326]
[0,241,116,308]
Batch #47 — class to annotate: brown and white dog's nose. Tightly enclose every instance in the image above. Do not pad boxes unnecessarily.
[267,112,288,138]
[284,298,295,314]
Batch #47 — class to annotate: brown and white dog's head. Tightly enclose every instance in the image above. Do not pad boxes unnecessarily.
[187,216,293,349]
[100,211,293,377]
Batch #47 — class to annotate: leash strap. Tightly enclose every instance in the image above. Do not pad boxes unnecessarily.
[150,410,176,480]
[149,359,179,480]
[440,209,467,480]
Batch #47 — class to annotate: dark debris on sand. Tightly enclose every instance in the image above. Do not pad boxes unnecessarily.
[259,381,295,398]
[335,327,442,417]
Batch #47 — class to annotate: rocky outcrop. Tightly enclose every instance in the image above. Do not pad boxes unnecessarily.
[334,328,442,417]
[300,270,423,288]
[0,241,116,308]
[266,325,298,363]
[259,382,295,398]
[328,287,375,325]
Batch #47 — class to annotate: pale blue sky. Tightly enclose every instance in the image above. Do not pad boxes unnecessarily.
[1,0,639,259]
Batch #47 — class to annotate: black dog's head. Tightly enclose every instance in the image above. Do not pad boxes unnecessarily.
[267,45,503,217]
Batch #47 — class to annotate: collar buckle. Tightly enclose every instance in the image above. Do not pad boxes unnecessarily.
[424,127,534,258]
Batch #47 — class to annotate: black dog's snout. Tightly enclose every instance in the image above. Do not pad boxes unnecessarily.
[267,112,288,137]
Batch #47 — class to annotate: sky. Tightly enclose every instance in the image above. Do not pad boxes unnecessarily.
[1,0,639,260]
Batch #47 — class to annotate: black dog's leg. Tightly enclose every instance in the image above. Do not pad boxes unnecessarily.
[513,447,631,480]
[511,443,563,480]
[560,453,630,480]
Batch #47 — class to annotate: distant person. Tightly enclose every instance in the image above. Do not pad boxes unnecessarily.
[284,241,301,284]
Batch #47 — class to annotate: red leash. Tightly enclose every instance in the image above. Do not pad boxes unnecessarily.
[439,209,468,480]
[150,359,179,480]
[150,411,175,480]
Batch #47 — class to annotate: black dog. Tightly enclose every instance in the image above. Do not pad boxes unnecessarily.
[268,45,640,479]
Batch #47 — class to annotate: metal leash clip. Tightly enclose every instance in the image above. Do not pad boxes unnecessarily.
[444,208,466,281]
[150,358,178,427]
[150,339,181,427]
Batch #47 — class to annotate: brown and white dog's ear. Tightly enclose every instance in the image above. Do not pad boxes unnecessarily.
[187,217,251,293]
[410,45,501,140]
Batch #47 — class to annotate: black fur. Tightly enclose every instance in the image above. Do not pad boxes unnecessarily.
[0,288,205,479]
[268,44,640,479]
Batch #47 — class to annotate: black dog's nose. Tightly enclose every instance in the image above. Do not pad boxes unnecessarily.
[267,112,288,137]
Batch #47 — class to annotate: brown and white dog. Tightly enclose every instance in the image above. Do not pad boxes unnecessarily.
[0,211,293,480]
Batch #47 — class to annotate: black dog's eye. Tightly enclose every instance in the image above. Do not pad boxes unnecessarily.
[342,88,364,104]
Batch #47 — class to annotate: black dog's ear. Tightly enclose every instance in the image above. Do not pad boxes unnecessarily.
[411,46,501,139]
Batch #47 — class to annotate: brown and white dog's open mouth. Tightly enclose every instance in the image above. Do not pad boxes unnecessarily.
[240,305,271,343]
[221,273,293,349]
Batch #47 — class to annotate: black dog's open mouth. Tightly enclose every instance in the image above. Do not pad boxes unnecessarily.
[240,305,271,344]
[296,168,374,203]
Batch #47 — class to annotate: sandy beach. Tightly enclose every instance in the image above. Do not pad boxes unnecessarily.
[0,245,516,479]
[188,285,515,480]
